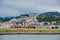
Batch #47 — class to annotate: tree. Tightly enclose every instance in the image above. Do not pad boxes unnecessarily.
[20,14,29,17]
[55,27,58,29]
[36,16,60,22]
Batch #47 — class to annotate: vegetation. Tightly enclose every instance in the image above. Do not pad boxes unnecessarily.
[40,12,60,16]
[37,16,60,22]
[16,14,29,18]
[0,14,29,22]
[0,28,60,33]
[20,14,29,17]
[36,12,60,22]
[0,12,60,22]
[0,17,13,22]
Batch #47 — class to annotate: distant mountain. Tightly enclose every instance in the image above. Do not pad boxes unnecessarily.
[39,12,60,16]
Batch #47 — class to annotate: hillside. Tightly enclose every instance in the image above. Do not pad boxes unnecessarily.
[39,12,60,16]
[0,14,29,22]
[0,12,60,22]
[37,12,60,22]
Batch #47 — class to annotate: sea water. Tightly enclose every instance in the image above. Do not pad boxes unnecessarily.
[0,35,60,40]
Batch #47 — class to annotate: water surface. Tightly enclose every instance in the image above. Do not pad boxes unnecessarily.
[0,35,60,40]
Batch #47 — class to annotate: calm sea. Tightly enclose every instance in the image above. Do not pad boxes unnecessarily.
[0,35,60,40]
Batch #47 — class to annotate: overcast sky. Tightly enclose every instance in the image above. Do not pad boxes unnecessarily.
[0,0,60,17]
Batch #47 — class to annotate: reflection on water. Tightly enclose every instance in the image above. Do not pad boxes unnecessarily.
[0,35,60,40]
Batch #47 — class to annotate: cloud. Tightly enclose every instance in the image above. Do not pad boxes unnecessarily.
[0,0,60,17]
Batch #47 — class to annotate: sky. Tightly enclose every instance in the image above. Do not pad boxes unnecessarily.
[0,0,60,17]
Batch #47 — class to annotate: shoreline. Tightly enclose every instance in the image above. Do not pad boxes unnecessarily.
[0,32,60,35]
[0,28,60,35]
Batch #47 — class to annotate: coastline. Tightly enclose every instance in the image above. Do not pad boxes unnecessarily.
[0,32,60,35]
